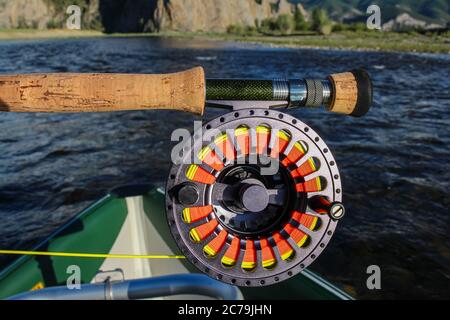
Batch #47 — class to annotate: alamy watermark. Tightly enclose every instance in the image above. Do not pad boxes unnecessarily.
[366,5,382,30]
[66,5,82,30]
[170,121,280,175]
[66,265,81,289]
[366,265,381,290]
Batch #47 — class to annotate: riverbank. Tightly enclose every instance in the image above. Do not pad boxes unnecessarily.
[165,30,450,54]
[222,31,450,54]
[0,29,448,54]
[0,29,103,40]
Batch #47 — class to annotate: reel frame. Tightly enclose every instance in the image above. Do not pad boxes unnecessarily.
[166,107,342,287]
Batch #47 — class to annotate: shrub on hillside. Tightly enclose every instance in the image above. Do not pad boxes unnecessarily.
[312,8,332,35]
[226,24,259,36]
[294,6,309,31]
[260,17,278,33]
[276,14,295,35]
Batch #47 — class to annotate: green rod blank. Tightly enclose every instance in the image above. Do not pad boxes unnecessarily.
[206,79,274,101]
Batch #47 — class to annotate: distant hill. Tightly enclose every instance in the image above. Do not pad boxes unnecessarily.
[0,0,448,32]
[292,0,449,29]
[0,0,303,33]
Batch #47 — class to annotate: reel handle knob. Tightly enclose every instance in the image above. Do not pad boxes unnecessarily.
[327,69,373,117]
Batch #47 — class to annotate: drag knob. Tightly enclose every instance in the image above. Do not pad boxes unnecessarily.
[239,184,269,213]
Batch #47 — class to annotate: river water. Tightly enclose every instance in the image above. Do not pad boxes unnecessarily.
[0,37,449,299]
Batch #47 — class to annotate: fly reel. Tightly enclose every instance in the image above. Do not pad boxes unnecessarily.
[166,108,345,287]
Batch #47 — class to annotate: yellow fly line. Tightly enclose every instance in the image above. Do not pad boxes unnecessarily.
[0,250,185,259]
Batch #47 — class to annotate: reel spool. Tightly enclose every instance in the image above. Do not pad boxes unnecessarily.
[166,108,345,287]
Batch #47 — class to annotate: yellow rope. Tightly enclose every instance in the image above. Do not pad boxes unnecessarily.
[0,250,185,259]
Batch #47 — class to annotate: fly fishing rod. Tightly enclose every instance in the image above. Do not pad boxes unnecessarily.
[0,66,373,287]
[0,67,372,116]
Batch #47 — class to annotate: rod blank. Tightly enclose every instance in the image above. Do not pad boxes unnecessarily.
[206,69,373,117]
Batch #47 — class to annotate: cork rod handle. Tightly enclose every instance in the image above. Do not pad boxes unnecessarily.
[0,67,206,115]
